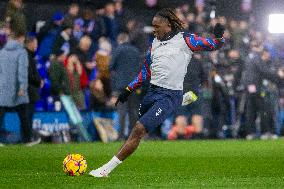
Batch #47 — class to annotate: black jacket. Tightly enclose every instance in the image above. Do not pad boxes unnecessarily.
[243,53,280,93]
[27,49,42,103]
[183,56,208,94]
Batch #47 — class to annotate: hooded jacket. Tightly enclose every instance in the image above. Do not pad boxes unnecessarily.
[0,39,29,107]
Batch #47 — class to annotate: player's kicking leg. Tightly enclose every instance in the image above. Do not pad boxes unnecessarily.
[89,122,146,177]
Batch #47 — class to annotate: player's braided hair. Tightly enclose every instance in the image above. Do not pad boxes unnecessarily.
[155,8,185,32]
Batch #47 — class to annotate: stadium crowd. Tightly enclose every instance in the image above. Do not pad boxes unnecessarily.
[1,0,284,143]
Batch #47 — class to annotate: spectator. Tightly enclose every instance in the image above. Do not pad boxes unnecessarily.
[80,6,95,36]
[109,33,141,139]
[48,49,70,97]
[77,4,106,47]
[25,34,42,145]
[186,13,196,33]
[88,37,113,112]
[37,11,64,60]
[64,54,86,110]
[103,2,122,45]
[75,5,105,54]
[218,16,227,26]
[114,0,124,16]
[226,49,244,92]
[208,51,231,138]
[92,37,112,96]
[74,35,94,76]
[114,0,129,34]
[231,20,249,50]
[73,19,84,42]
[258,50,280,139]
[52,23,74,56]
[167,116,197,140]
[212,72,231,138]
[89,78,109,111]
[194,14,206,35]
[243,48,284,140]
[64,3,80,25]
[5,0,27,35]
[0,30,31,144]
[126,19,148,54]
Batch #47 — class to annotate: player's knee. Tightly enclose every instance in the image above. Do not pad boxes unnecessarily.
[133,122,146,138]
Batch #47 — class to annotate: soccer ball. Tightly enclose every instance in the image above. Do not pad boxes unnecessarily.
[63,154,87,176]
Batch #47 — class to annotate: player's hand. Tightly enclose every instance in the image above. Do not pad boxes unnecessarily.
[18,89,25,96]
[115,88,131,106]
[40,80,45,89]
[107,96,118,107]
[213,23,225,38]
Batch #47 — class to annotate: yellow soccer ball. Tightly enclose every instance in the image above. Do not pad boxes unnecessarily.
[63,154,87,176]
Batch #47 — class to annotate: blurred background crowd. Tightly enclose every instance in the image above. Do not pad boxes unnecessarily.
[1,0,284,144]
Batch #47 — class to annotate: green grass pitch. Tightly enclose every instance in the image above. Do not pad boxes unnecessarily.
[0,140,284,189]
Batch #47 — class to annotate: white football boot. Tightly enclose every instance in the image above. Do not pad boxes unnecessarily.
[89,167,109,178]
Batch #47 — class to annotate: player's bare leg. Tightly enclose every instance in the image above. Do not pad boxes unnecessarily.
[116,122,146,160]
[89,122,147,177]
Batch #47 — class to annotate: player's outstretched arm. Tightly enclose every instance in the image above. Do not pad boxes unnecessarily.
[115,47,152,106]
[183,23,225,52]
[127,48,152,90]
